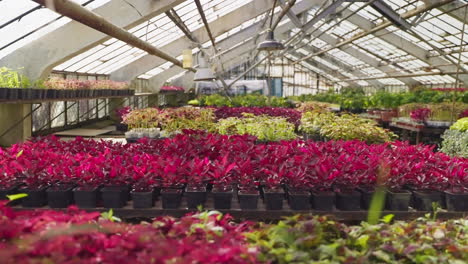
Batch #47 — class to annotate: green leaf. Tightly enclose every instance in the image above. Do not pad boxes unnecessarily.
[16,149,24,158]
[381,214,395,224]
[6,193,28,201]
[367,187,386,224]
[356,235,369,249]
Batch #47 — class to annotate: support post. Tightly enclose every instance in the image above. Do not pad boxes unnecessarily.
[0,104,33,147]
[108,98,126,122]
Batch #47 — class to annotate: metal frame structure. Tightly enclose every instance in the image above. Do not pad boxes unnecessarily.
[0,0,467,93]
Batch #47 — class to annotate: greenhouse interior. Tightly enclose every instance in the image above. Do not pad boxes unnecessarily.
[0,0,467,263]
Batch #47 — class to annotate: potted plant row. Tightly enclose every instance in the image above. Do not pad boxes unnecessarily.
[1,134,467,212]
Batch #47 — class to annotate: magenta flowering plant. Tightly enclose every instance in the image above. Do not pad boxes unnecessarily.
[410,108,432,122]
[212,106,302,126]
[459,109,468,118]
[208,155,236,191]
[115,106,131,121]
[160,85,184,92]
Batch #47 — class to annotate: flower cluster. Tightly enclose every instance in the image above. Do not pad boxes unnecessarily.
[160,86,184,92]
[300,112,397,144]
[1,133,466,192]
[410,108,432,122]
[115,106,131,121]
[0,202,257,263]
[44,78,129,90]
[211,106,301,126]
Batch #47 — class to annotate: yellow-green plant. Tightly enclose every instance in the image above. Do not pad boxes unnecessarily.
[450,117,468,132]
[217,114,296,141]
[0,67,31,88]
[159,107,216,133]
[320,114,397,144]
[122,108,161,129]
[300,112,397,144]
[296,101,332,113]
[299,111,336,136]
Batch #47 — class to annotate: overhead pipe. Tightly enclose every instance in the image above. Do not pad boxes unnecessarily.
[271,0,296,30]
[32,0,196,72]
[333,71,463,82]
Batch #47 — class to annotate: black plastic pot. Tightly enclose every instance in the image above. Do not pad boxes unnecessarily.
[0,88,8,100]
[445,191,468,211]
[47,185,74,208]
[19,89,32,100]
[8,88,20,100]
[386,190,411,211]
[101,186,127,208]
[311,191,335,211]
[73,186,99,208]
[212,189,233,210]
[0,183,23,205]
[116,123,129,132]
[20,186,47,207]
[132,190,154,208]
[161,188,183,209]
[336,190,361,211]
[288,190,311,210]
[264,188,284,210]
[185,186,207,209]
[357,186,375,210]
[413,190,444,211]
[238,190,259,210]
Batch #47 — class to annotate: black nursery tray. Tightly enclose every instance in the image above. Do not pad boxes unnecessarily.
[13,194,468,221]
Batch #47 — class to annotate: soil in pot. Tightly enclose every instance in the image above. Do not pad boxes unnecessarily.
[288,189,311,210]
[264,188,284,210]
[101,186,127,208]
[310,191,335,211]
[47,184,74,208]
[185,185,207,209]
[132,190,154,209]
[238,189,259,210]
[386,189,411,211]
[212,185,233,210]
[19,186,47,207]
[161,188,183,209]
[357,186,375,210]
[413,190,445,211]
[73,186,99,208]
[336,190,361,211]
[445,190,468,211]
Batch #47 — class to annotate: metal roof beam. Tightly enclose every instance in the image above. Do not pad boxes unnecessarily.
[0,0,186,80]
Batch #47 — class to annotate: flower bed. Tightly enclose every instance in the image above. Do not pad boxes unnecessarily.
[217,114,297,142]
[211,106,301,126]
[0,202,466,263]
[0,202,257,263]
[300,112,397,144]
[248,214,468,263]
[200,94,292,107]
[1,133,467,211]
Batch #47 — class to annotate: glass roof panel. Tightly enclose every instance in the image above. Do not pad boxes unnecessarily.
[0,0,110,59]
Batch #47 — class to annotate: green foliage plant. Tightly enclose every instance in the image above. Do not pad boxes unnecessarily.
[217,113,296,141]
[440,129,468,158]
[246,214,468,264]
[0,67,31,88]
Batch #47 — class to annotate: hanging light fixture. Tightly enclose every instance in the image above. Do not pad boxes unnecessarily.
[257,29,284,51]
[257,0,284,52]
[194,51,216,82]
